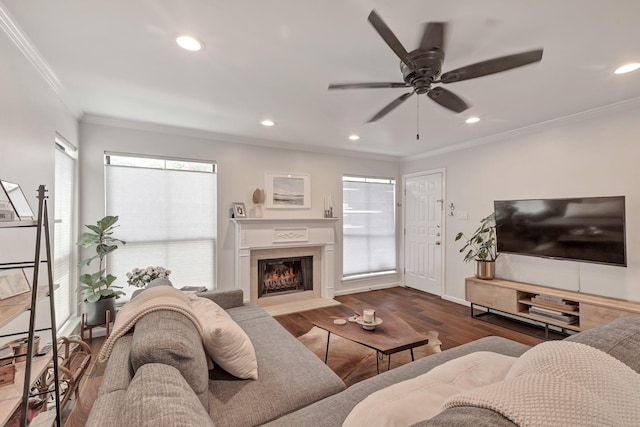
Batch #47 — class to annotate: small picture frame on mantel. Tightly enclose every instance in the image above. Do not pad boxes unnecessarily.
[232,202,246,218]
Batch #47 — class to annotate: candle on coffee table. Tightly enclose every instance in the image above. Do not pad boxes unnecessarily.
[362,309,375,323]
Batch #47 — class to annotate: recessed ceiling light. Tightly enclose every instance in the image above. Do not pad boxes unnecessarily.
[348,134,360,141]
[176,35,203,51]
[261,119,275,127]
[614,63,640,74]
[465,116,480,124]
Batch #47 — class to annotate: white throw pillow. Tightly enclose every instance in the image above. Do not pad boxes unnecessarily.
[187,294,258,380]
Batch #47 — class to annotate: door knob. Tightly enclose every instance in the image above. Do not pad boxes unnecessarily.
[436,241,441,245]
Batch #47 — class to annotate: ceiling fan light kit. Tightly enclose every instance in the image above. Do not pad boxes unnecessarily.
[329,10,544,123]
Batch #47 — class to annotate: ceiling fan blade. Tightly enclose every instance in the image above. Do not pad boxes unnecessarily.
[328,82,410,90]
[427,87,469,113]
[439,48,543,83]
[419,22,446,51]
[367,91,414,122]
[368,10,416,70]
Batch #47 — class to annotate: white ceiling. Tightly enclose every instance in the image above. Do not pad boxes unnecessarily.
[4,1,640,159]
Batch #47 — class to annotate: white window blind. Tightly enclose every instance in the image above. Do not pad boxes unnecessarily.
[54,141,76,329]
[343,176,396,277]
[105,154,217,301]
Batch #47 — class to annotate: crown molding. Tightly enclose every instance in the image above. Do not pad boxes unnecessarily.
[81,114,402,163]
[0,1,81,116]
[404,96,640,162]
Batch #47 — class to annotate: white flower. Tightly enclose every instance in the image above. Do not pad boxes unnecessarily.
[127,266,171,288]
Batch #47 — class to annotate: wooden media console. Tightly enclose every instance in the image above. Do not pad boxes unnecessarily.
[465,277,640,338]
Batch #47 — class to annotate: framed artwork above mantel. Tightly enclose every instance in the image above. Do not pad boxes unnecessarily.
[265,172,310,209]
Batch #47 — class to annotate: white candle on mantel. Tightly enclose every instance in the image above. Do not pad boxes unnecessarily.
[328,194,333,210]
[324,196,328,211]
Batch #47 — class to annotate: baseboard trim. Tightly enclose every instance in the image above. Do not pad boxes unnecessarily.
[442,295,470,306]
[334,282,399,296]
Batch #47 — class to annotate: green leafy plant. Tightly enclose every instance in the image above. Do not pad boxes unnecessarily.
[77,215,126,303]
[455,213,499,262]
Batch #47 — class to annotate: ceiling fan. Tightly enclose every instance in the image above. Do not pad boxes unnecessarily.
[329,10,543,123]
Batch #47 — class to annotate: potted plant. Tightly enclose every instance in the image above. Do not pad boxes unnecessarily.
[77,215,126,325]
[455,213,499,280]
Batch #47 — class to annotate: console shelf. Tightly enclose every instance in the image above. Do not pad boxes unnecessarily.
[465,277,640,338]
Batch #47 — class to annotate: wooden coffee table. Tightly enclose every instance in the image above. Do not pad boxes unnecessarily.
[312,307,430,374]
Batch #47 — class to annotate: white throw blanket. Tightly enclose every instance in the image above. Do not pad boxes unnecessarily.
[342,351,518,427]
[444,340,640,427]
[97,286,203,363]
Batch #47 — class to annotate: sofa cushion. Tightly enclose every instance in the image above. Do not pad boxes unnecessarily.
[208,308,346,427]
[188,294,258,380]
[85,390,128,427]
[262,336,530,427]
[96,336,133,396]
[565,315,640,373]
[199,289,244,310]
[416,406,517,427]
[122,363,214,427]
[130,310,209,410]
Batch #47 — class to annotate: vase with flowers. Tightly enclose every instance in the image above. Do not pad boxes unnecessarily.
[126,266,172,288]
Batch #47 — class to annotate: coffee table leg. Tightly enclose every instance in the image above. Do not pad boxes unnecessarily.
[324,331,331,363]
[411,348,415,361]
[387,355,391,371]
[376,352,380,374]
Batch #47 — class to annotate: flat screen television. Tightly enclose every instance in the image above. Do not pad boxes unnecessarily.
[494,196,626,266]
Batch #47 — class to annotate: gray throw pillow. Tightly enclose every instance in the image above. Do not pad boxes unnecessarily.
[130,310,210,410]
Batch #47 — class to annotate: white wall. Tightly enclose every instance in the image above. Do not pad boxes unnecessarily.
[403,100,640,304]
[78,119,401,295]
[0,29,78,340]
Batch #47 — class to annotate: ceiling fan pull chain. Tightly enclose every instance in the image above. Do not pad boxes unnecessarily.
[416,95,420,140]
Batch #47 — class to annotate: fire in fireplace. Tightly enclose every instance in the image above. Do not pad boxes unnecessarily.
[258,256,313,297]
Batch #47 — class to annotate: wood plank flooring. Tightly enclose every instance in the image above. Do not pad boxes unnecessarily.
[275,286,545,350]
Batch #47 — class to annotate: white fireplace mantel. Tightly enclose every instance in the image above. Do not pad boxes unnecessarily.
[231,218,339,301]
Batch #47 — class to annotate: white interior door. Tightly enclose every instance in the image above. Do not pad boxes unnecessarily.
[403,172,443,295]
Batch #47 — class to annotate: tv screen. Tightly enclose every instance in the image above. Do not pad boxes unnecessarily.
[494,196,626,266]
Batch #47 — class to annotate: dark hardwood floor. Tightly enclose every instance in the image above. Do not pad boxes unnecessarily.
[275,286,546,350]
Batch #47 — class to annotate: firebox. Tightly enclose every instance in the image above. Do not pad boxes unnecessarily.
[258,256,313,297]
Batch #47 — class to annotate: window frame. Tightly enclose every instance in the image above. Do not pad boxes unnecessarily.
[342,174,397,279]
[104,152,218,302]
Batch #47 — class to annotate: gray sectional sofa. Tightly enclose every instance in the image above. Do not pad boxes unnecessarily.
[87,289,640,426]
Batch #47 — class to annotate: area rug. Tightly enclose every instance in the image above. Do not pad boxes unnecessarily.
[298,326,442,387]
[262,298,341,316]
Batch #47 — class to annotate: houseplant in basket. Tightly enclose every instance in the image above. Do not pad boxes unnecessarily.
[77,215,126,325]
[455,213,499,279]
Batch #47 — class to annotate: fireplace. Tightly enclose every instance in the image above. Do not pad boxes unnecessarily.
[250,246,321,305]
[258,256,313,297]
[231,218,338,305]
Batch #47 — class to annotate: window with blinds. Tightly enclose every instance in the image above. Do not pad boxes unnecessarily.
[342,175,396,277]
[105,153,217,301]
[54,138,77,329]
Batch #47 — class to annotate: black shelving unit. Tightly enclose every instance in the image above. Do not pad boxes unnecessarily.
[0,185,61,426]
